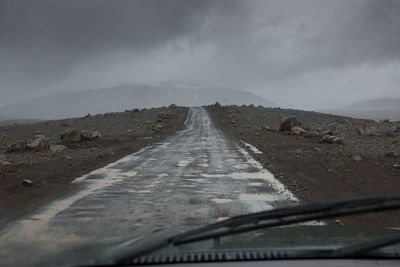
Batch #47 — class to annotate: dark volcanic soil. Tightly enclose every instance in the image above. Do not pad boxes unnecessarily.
[207,104,400,227]
[0,106,188,228]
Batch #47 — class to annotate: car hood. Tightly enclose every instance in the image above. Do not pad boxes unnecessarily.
[14,225,399,267]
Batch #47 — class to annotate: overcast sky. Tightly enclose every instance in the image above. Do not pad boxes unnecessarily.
[1,0,400,109]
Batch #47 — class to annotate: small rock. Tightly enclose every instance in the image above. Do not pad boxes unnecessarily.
[22,179,33,187]
[50,145,67,154]
[127,129,133,133]
[352,155,362,161]
[304,131,319,138]
[385,151,398,158]
[6,141,27,153]
[81,131,101,141]
[321,130,334,136]
[393,164,400,169]
[158,112,169,120]
[0,154,7,161]
[280,117,301,132]
[320,134,343,144]
[60,130,82,143]
[262,124,272,131]
[291,126,307,135]
[357,124,376,136]
[27,135,50,151]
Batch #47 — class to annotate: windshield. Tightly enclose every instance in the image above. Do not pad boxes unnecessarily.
[0,1,399,266]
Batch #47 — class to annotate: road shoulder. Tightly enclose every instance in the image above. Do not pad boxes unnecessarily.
[0,107,188,228]
[206,104,400,227]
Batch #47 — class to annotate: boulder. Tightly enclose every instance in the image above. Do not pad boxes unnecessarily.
[356,124,376,136]
[50,145,67,154]
[0,154,10,166]
[291,126,307,135]
[320,134,343,144]
[384,126,398,137]
[0,160,10,166]
[280,117,301,132]
[6,141,27,153]
[60,130,82,143]
[27,135,50,151]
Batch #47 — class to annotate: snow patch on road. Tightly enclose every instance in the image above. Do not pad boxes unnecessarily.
[240,140,263,154]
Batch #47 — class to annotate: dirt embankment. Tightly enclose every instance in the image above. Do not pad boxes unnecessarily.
[207,104,400,227]
[0,106,188,227]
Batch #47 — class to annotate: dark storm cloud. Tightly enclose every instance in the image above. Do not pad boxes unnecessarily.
[0,0,399,108]
[0,0,231,94]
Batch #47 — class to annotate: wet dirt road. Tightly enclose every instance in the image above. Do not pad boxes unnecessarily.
[0,107,297,266]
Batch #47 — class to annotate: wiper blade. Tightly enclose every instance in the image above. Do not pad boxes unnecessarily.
[333,233,400,257]
[173,195,400,245]
[115,195,400,264]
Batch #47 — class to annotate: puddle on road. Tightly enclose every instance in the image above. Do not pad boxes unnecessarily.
[177,160,190,167]
[211,198,233,204]
[120,171,138,177]
[198,163,209,167]
[128,190,152,194]
[181,185,196,188]
[202,172,272,180]
[186,178,207,183]
[248,182,263,187]
[239,193,279,202]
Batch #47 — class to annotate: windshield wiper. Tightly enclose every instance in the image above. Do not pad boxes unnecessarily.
[115,195,400,264]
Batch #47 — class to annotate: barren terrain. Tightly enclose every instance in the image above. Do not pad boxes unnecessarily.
[207,104,400,226]
[0,106,188,227]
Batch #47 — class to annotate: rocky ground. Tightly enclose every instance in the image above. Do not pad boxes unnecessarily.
[207,103,400,227]
[0,106,188,227]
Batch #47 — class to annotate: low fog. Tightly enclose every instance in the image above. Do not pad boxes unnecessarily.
[1,0,400,115]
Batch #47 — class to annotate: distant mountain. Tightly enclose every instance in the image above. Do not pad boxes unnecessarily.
[339,98,400,110]
[0,118,43,126]
[319,98,400,121]
[0,84,276,120]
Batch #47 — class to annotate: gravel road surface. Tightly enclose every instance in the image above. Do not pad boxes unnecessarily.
[0,107,297,266]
